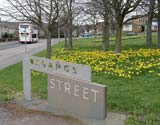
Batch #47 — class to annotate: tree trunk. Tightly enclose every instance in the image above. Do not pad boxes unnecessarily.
[158,0,160,48]
[76,28,79,37]
[46,31,52,59]
[64,31,68,48]
[102,0,109,51]
[110,18,116,35]
[68,24,72,49]
[115,25,122,53]
[102,18,109,51]
[146,18,153,47]
[68,9,73,50]
[94,24,97,39]
[146,0,155,47]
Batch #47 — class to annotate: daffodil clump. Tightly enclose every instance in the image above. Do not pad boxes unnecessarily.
[51,48,160,78]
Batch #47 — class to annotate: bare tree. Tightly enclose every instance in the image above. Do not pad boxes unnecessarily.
[157,0,160,47]
[110,0,142,53]
[84,0,110,51]
[64,0,74,49]
[73,14,88,37]
[63,0,81,50]
[102,0,109,51]
[146,0,156,47]
[63,23,69,49]
[83,14,99,38]
[4,0,66,59]
[78,9,100,38]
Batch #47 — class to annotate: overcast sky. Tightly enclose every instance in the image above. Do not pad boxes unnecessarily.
[0,0,7,6]
[0,0,91,21]
[0,0,137,23]
[0,0,11,21]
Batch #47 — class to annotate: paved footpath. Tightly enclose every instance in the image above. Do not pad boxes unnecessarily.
[0,39,62,70]
[0,103,125,125]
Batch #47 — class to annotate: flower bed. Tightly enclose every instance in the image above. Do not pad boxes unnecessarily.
[51,48,160,78]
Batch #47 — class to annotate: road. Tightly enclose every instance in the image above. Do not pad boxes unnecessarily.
[0,39,63,70]
[0,42,22,50]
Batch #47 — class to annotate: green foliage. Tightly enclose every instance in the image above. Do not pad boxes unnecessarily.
[2,32,9,38]
[0,63,47,102]
[2,33,15,39]
[0,32,18,42]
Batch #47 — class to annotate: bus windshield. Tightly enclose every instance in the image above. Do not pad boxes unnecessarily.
[20,25,29,29]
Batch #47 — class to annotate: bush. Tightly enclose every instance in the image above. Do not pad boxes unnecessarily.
[0,33,18,42]
[2,32,9,39]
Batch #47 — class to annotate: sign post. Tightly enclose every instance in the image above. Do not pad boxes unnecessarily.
[22,56,107,122]
[23,56,91,101]
[23,56,31,101]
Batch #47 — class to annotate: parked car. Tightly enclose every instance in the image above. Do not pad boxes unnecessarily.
[81,33,92,37]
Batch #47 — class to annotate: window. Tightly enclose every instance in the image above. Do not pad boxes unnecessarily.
[32,34,36,38]
[20,25,29,29]
[21,33,29,37]
[33,26,37,30]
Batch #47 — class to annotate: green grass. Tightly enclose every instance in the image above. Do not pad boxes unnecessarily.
[0,63,47,102]
[0,63,23,102]
[46,34,158,53]
[0,35,160,124]
[93,73,160,124]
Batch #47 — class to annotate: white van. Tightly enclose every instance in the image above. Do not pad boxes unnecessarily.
[19,23,38,43]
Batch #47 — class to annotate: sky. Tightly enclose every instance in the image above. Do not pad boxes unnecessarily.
[0,0,12,21]
[0,0,139,23]
[0,0,91,22]
[0,0,8,7]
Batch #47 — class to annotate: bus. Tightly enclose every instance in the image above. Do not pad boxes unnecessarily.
[19,23,38,43]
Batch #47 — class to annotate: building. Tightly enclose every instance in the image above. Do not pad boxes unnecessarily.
[132,15,158,33]
[96,22,103,35]
[132,15,148,33]
[0,21,19,38]
[152,18,158,32]
[123,21,133,32]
